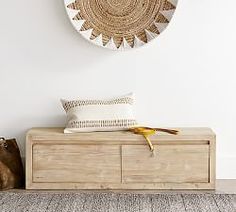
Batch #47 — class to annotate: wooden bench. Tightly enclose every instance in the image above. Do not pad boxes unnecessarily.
[26,128,216,190]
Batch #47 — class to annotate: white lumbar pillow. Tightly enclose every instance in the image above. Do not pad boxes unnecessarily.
[61,93,138,133]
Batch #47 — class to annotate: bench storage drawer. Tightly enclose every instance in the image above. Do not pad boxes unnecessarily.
[26,128,216,190]
[122,145,209,183]
[33,145,121,183]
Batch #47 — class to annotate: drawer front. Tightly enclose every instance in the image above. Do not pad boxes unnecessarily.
[33,144,121,183]
[122,145,209,183]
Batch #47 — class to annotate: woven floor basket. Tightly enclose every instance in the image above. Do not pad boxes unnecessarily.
[64,0,178,50]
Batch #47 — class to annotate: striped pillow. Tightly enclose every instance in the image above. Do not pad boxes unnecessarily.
[61,93,138,133]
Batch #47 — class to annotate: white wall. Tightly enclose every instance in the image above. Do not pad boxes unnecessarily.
[0,0,236,179]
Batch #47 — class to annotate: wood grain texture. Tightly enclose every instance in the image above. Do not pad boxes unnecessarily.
[27,128,215,141]
[26,127,216,190]
[122,145,209,183]
[9,179,236,193]
[26,182,215,190]
[33,145,121,183]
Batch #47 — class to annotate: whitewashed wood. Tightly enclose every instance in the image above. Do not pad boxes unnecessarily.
[122,145,209,183]
[26,182,215,190]
[25,135,33,189]
[27,128,215,141]
[33,145,121,183]
[12,179,236,193]
[209,136,216,188]
[26,127,216,190]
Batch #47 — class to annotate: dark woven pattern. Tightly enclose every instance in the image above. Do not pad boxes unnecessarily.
[0,192,235,212]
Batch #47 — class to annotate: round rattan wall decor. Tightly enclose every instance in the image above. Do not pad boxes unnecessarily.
[64,0,178,50]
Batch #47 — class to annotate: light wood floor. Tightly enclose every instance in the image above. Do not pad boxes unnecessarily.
[4,180,236,194]
[215,179,236,194]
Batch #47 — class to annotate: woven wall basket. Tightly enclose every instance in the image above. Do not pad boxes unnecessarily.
[64,0,178,50]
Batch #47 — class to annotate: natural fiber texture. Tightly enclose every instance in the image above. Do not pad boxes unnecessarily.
[64,0,178,49]
[0,192,235,212]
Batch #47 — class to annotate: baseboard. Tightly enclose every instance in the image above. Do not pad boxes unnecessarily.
[217,156,236,179]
